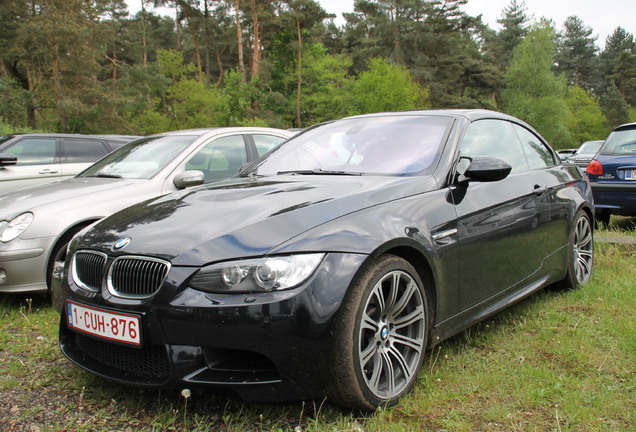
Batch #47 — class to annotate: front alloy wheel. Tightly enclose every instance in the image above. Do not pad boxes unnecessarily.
[330,255,429,410]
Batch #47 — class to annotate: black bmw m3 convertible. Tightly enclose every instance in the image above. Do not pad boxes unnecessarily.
[57,110,594,410]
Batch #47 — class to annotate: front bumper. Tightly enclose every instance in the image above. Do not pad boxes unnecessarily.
[0,236,55,293]
[59,252,367,402]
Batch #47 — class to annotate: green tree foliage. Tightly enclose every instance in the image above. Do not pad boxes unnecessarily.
[131,49,229,133]
[0,0,635,136]
[599,82,631,128]
[555,16,599,92]
[565,86,609,145]
[298,43,353,125]
[348,58,430,115]
[599,27,636,105]
[502,24,570,147]
[483,0,529,71]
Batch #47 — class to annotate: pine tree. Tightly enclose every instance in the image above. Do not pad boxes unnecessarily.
[555,16,599,92]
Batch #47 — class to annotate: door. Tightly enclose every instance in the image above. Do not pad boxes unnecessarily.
[0,137,61,193]
[453,119,552,311]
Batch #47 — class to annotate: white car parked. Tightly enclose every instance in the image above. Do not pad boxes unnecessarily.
[0,127,292,294]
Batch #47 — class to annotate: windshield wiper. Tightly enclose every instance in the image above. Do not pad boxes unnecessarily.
[238,171,264,178]
[90,173,123,178]
[277,169,364,176]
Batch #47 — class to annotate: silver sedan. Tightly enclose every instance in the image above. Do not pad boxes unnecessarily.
[0,127,291,294]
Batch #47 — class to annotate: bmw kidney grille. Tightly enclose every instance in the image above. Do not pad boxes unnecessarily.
[73,250,170,298]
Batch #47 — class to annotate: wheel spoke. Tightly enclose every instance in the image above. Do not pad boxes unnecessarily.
[576,222,592,247]
[392,331,424,353]
[383,273,400,315]
[393,305,424,330]
[361,310,378,333]
[368,351,385,393]
[578,230,592,248]
[388,343,416,381]
[387,279,418,321]
[360,340,377,368]
[371,283,387,316]
[576,254,592,281]
[379,351,396,396]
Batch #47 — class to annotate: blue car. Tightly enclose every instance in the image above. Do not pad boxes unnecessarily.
[587,122,636,225]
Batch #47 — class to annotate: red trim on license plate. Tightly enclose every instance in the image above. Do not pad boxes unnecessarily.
[66,300,141,346]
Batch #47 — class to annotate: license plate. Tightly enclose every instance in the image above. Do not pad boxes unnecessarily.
[626,169,636,180]
[66,300,141,346]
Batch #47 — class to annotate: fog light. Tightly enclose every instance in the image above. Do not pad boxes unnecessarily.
[0,269,7,285]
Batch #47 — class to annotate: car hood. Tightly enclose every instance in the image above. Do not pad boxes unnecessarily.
[78,175,438,266]
[0,177,148,220]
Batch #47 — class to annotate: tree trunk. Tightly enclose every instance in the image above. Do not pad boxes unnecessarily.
[141,0,148,67]
[188,21,204,84]
[216,46,226,87]
[296,17,302,127]
[27,70,36,129]
[48,36,66,131]
[250,0,261,79]
[235,0,247,82]
[112,44,118,80]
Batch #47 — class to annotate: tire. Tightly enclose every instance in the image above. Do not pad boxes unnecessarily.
[47,225,91,309]
[329,255,429,411]
[562,209,594,289]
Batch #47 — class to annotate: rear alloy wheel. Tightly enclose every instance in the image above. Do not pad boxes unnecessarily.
[564,210,594,288]
[330,255,428,410]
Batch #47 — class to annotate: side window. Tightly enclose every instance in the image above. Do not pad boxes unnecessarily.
[514,125,555,169]
[460,119,529,173]
[63,139,110,163]
[185,135,247,182]
[253,134,287,156]
[5,138,57,165]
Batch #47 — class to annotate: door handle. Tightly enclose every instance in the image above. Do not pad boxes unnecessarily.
[532,185,547,196]
[38,169,59,175]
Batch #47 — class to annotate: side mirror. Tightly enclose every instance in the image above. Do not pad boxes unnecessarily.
[0,153,18,166]
[459,156,512,182]
[173,170,205,189]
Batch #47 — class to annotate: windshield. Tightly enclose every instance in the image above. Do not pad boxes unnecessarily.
[252,115,452,176]
[78,135,198,179]
[577,141,602,155]
[600,127,636,156]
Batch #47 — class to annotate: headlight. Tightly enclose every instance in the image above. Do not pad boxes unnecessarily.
[190,253,325,293]
[0,213,34,242]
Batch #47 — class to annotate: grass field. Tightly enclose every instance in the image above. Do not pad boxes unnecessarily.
[1,221,634,432]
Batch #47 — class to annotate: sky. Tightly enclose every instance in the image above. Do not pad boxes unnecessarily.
[126,0,635,49]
